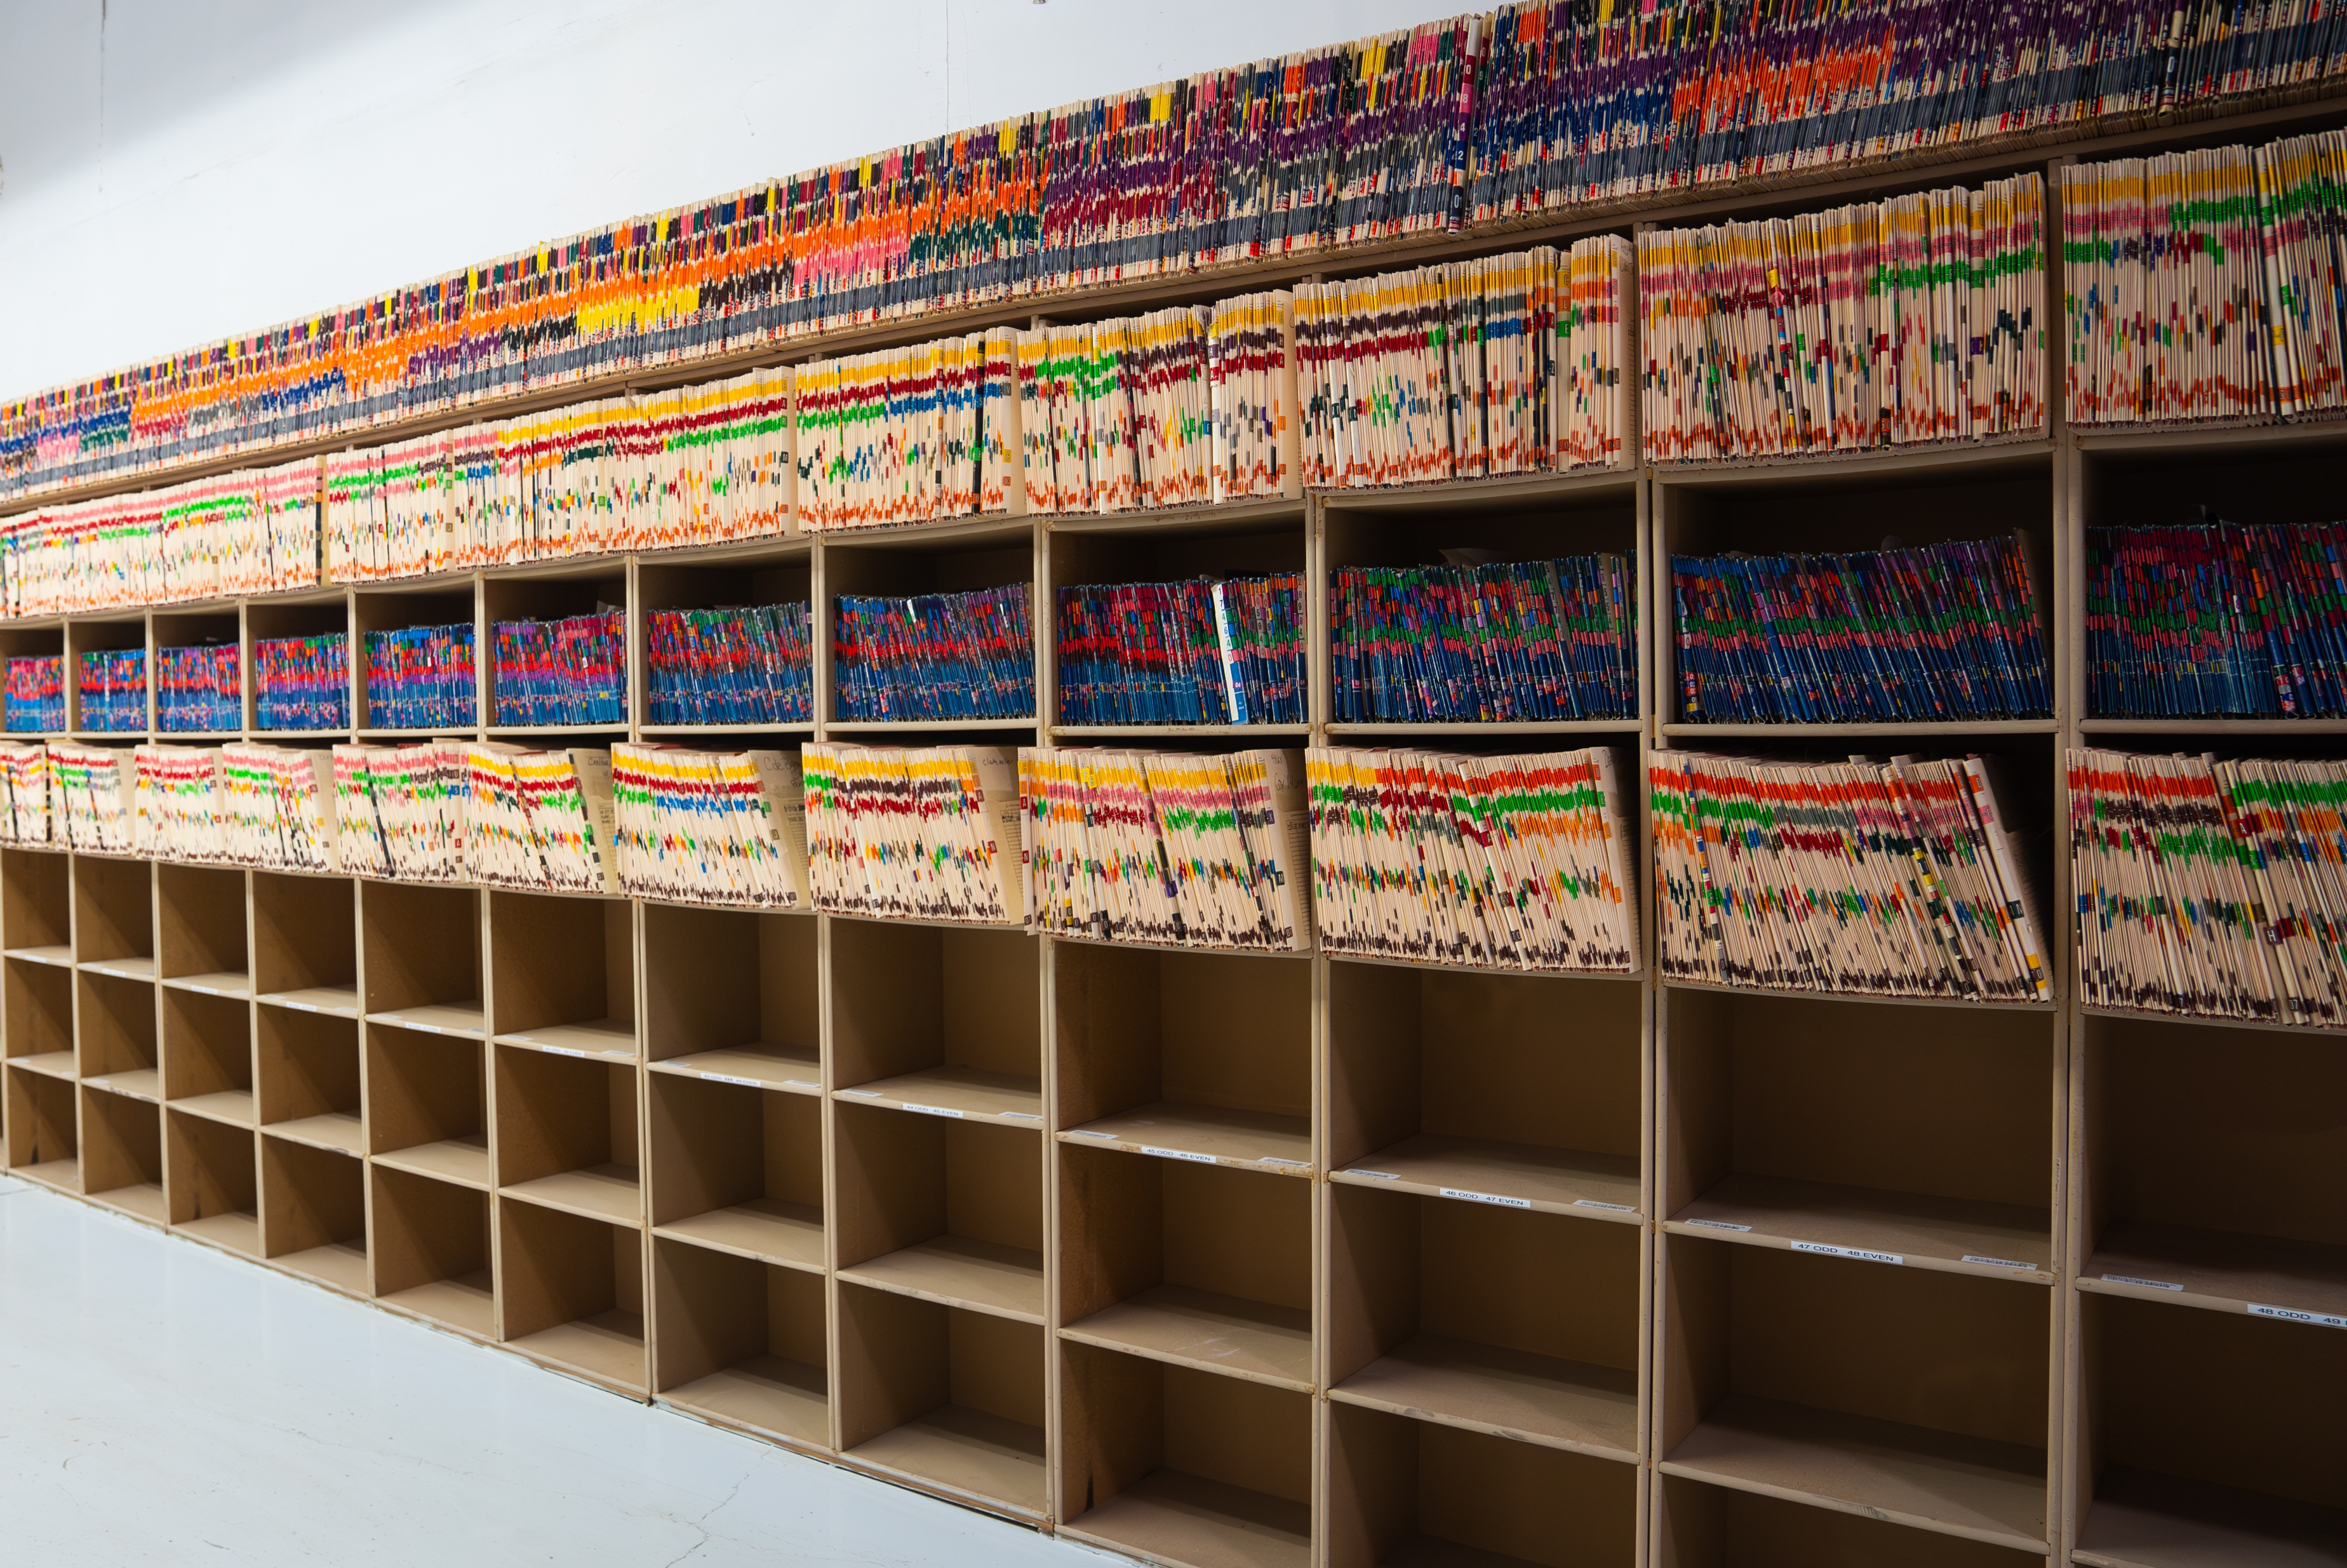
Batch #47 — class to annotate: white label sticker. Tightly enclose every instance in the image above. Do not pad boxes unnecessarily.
[838,1089,882,1097]
[1575,1200,1637,1212]
[1066,1129,1116,1139]
[783,1079,820,1089]
[2249,1303,2347,1329]
[998,1111,1044,1122]
[902,1102,965,1120]
[2102,1274,2184,1292]
[1442,1188,1532,1209]
[1259,1156,1311,1168]
[287,1000,316,1011]
[1142,1146,1217,1164]
[1793,1242,1904,1266]
[700,1072,764,1089]
[540,1044,587,1059]
[1346,1169,1402,1181]
[1963,1255,2038,1271]
[1685,1219,1751,1232]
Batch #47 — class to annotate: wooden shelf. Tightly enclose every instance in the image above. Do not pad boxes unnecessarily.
[1666,1174,2054,1282]
[271,1242,368,1296]
[366,1003,485,1038]
[267,1112,365,1157]
[2075,1466,2347,1568]
[655,1198,823,1272]
[507,1310,646,1390]
[88,1180,166,1224]
[163,970,250,999]
[171,1089,256,1127]
[176,1212,261,1256]
[1062,1284,1313,1390]
[257,986,361,1017]
[379,1274,494,1339]
[836,1066,1043,1126]
[1065,1470,1311,1568]
[838,1236,1046,1323]
[2080,1223,2347,1322]
[1061,1101,1312,1174]
[84,1068,160,1100]
[1660,1394,2047,1553]
[5,944,74,967]
[373,1134,490,1189]
[80,956,156,982]
[495,1019,638,1061]
[648,1044,819,1094]
[502,1164,642,1224]
[10,1050,77,1079]
[1333,1134,1639,1221]
[15,1157,81,1193]
[1330,1335,1638,1461]
[663,1355,827,1449]
[846,1406,1048,1517]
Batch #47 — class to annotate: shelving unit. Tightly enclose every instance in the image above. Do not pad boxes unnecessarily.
[3,100,2345,1568]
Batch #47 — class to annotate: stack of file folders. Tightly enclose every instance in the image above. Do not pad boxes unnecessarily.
[364,624,476,730]
[79,650,146,732]
[0,742,49,842]
[645,605,813,727]
[833,586,1034,723]
[6,657,63,734]
[255,634,349,731]
[1056,574,1306,727]
[610,744,810,908]
[799,743,1023,925]
[157,645,242,733]
[492,613,625,727]
[334,742,470,882]
[461,743,617,893]
[50,743,136,851]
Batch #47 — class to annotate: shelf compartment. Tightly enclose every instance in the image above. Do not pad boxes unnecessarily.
[1328,1399,1639,1568]
[251,869,354,1005]
[1057,943,1310,1172]
[1060,1339,1312,1568]
[256,1003,362,1154]
[838,1283,1046,1520]
[646,1071,822,1271]
[2079,1015,2347,1323]
[354,584,476,732]
[1661,989,2053,1280]
[1329,963,1642,1217]
[834,1100,1042,1322]
[1059,1142,1312,1388]
[493,1043,639,1223]
[7,1063,79,1189]
[641,901,819,1091]
[360,881,483,1036]
[1328,1183,1641,1460]
[2074,1292,2347,1568]
[260,1133,368,1295]
[76,966,157,1089]
[6,951,75,1068]
[481,565,631,732]
[497,1196,646,1393]
[168,1108,260,1256]
[371,1163,493,1339]
[365,1021,488,1187]
[72,853,152,968]
[81,1082,166,1223]
[1657,1236,2050,1553]
[1655,1472,2047,1567]
[489,890,635,1055]
[2,844,70,953]
[156,863,247,994]
[161,984,255,1127]
[653,1236,828,1449]
[831,920,1037,1116]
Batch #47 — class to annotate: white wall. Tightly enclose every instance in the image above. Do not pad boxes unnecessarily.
[0,0,1461,403]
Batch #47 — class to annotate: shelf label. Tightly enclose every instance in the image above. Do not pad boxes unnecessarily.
[1259,1156,1311,1169]
[1793,1241,1904,1266]
[540,1044,587,1058]
[1442,1188,1532,1209]
[2102,1273,2183,1292]
[700,1073,764,1089]
[1142,1146,1217,1164]
[998,1111,1043,1122]
[2249,1303,2347,1329]
[902,1102,965,1119]
[1685,1218,1751,1232]
[782,1079,820,1089]
[1346,1169,1402,1181]
[1065,1129,1116,1139]
[1575,1200,1637,1212]
[1963,1254,2038,1271]
[838,1089,882,1097]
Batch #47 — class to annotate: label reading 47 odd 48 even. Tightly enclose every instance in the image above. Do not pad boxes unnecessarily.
[1792,1240,1904,1266]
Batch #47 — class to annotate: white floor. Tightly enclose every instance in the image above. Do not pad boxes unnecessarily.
[0,1175,1113,1567]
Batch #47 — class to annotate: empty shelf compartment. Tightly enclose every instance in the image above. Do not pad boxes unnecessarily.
[835,1100,1043,1322]
[648,1072,822,1271]
[839,1285,1045,1520]
[655,1238,827,1449]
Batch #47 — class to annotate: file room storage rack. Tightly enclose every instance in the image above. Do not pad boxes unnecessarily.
[5,95,2347,1568]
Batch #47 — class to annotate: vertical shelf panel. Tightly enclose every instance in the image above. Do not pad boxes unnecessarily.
[837,1283,1048,1522]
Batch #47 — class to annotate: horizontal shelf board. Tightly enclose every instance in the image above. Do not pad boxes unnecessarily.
[2075,418,2347,455]
[1046,493,1307,532]
[15,1158,81,1193]
[258,985,362,1017]
[1652,435,2052,485]
[2081,1224,2347,1323]
[1374,1536,1550,1568]
[838,1236,1046,1323]
[655,1198,824,1273]
[162,970,251,1000]
[265,1113,366,1158]
[501,1165,642,1224]
[823,717,1038,733]
[270,1241,369,1296]
[4,944,75,967]
[1327,719,1643,735]
[88,1181,167,1226]
[1059,1101,1312,1176]
[1661,1393,2049,1553]
[495,1019,639,1061]
[175,1210,261,1257]
[1330,1334,1638,1461]
[83,1068,161,1101]
[1060,1283,1313,1390]
[835,1066,1043,1126]
[8,1051,79,1080]
[2080,1005,2347,1039]
[1666,1174,2054,1282]
[357,728,481,740]
[373,1135,490,1189]
[2074,1466,2347,1568]
[1316,465,1635,511]
[483,723,629,736]
[660,1355,828,1449]
[1661,719,2057,737]
[365,1002,486,1038]
[639,723,818,737]
[507,1309,646,1392]
[1334,1134,1640,1221]
[1064,1468,1311,1568]
[1051,723,1314,738]
[170,1089,256,1128]
[845,1405,1047,1518]
[378,1273,494,1339]
[80,956,157,982]
[1327,949,1646,985]
[1663,976,2058,1015]
[650,1044,821,1094]
[2080,717,2347,735]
